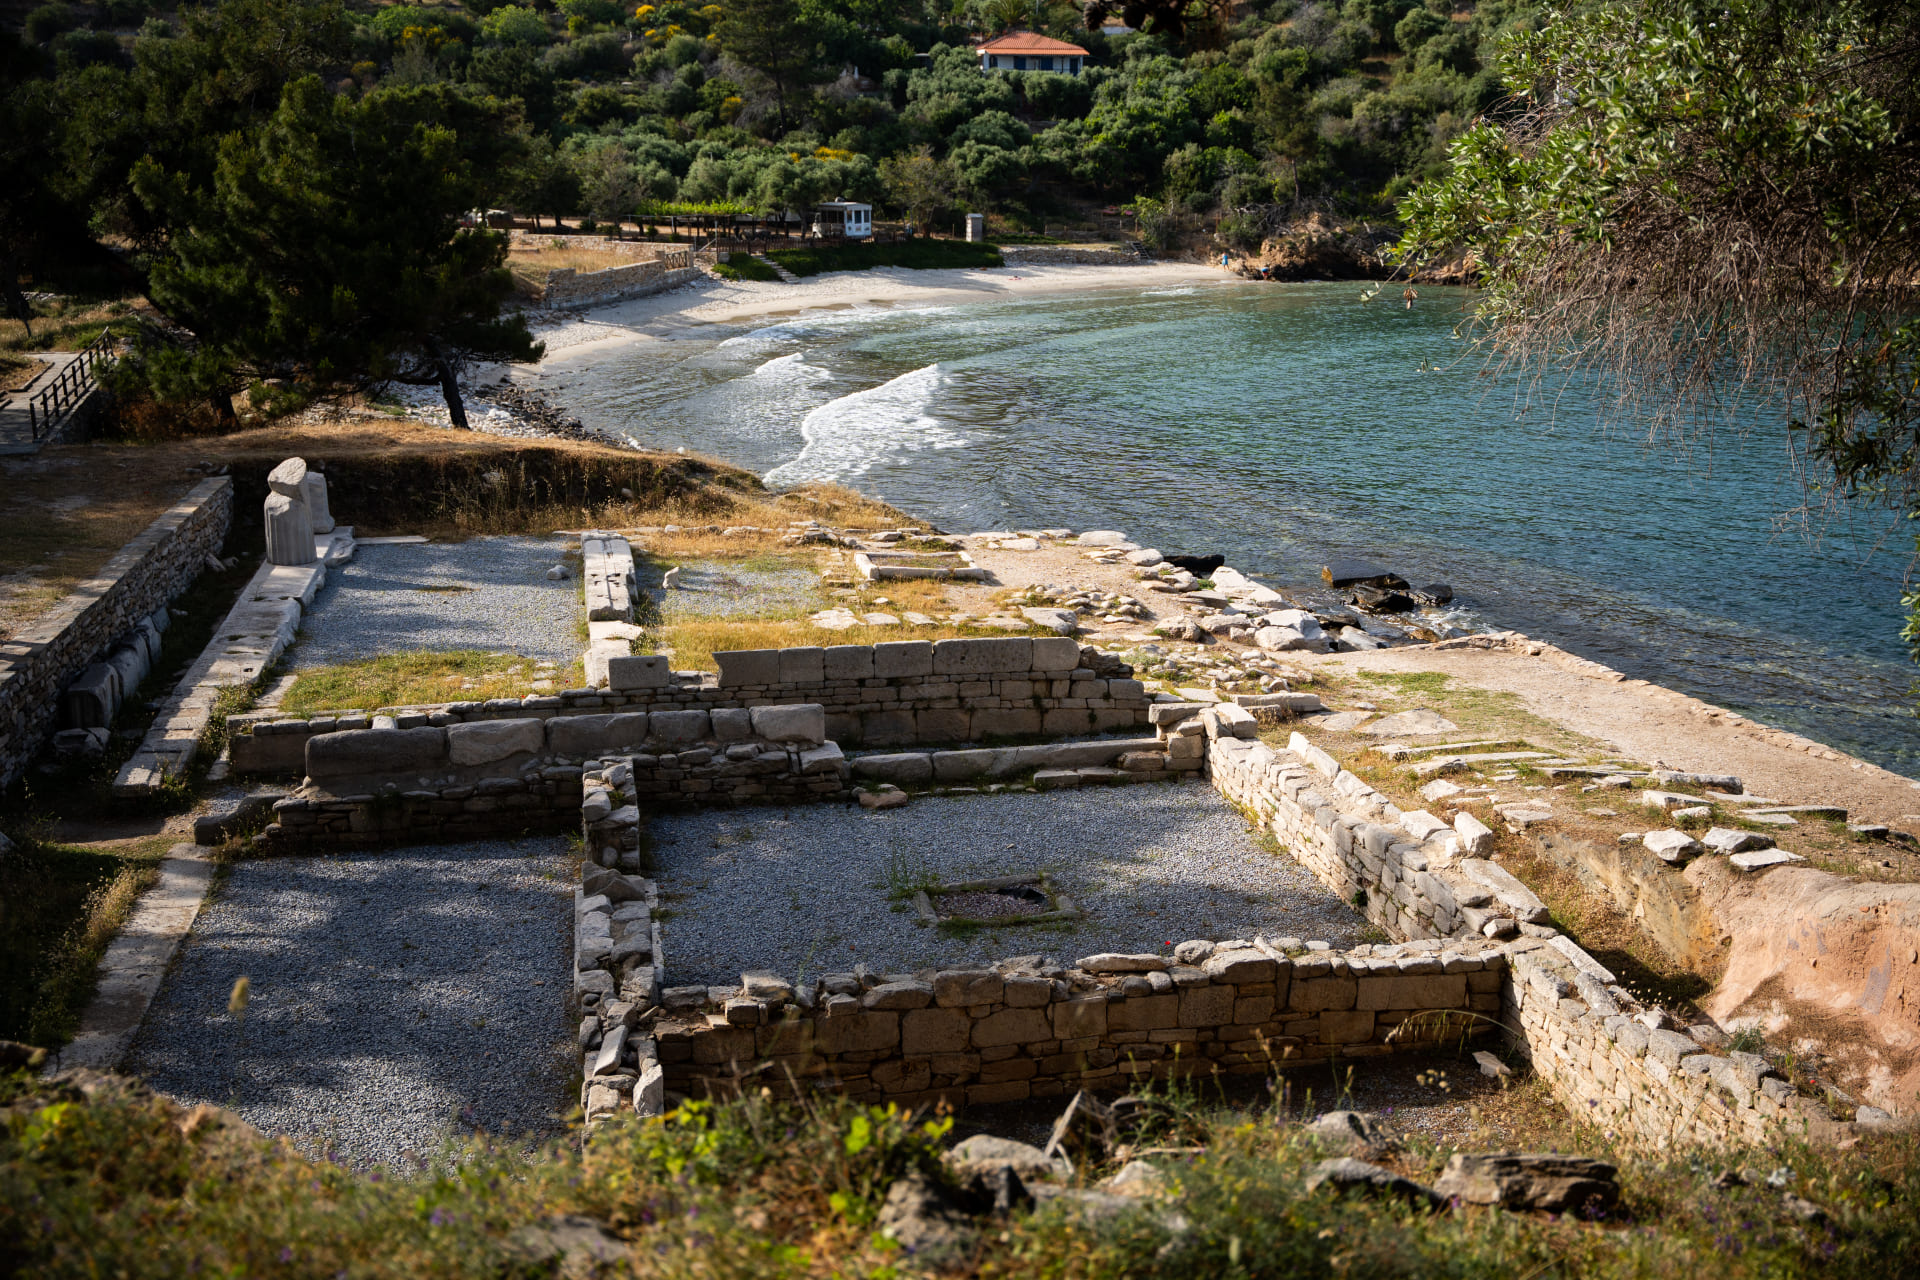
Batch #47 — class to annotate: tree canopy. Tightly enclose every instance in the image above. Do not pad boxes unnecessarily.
[134,76,540,426]
[1395,0,1920,648]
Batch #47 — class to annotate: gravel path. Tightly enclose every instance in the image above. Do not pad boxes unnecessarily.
[651,782,1367,985]
[123,839,576,1170]
[641,557,822,622]
[291,537,583,668]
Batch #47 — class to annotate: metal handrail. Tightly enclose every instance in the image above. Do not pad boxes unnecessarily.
[28,327,112,443]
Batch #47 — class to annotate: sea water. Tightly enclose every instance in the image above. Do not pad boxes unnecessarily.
[543,281,1919,776]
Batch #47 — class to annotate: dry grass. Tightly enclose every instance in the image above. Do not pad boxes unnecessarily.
[0,352,48,392]
[279,651,587,716]
[0,453,201,641]
[0,296,141,355]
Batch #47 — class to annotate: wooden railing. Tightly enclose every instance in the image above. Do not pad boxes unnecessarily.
[29,327,114,443]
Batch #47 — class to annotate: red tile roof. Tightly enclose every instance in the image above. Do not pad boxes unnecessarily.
[977,31,1089,55]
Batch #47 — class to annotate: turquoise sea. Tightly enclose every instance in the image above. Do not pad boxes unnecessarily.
[543,280,1919,776]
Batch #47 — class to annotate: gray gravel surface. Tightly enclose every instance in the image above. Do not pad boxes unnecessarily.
[123,839,576,1170]
[291,537,583,668]
[651,782,1366,985]
[639,556,821,623]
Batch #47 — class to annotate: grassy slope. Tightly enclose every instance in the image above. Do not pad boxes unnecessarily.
[2,1068,1915,1278]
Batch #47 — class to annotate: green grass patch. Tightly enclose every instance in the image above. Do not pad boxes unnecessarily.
[711,255,781,282]
[280,650,583,715]
[767,239,1004,277]
[0,837,167,1048]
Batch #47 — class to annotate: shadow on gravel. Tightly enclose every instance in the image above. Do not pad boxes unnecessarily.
[121,839,577,1171]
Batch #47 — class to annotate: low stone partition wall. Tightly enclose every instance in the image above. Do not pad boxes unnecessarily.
[258,704,850,851]
[644,939,1502,1112]
[228,638,1152,775]
[0,476,232,790]
[708,637,1149,744]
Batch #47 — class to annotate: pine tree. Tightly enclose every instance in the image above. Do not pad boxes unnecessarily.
[137,77,540,428]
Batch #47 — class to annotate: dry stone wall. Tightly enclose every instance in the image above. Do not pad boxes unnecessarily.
[1200,723,1855,1148]
[258,704,849,851]
[227,638,1152,775]
[631,934,1501,1116]
[0,476,232,790]
[541,258,698,309]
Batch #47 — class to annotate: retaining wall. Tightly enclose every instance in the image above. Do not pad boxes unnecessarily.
[1201,727,1852,1147]
[0,476,232,790]
[542,259,699,309]
[228,637,1152,775]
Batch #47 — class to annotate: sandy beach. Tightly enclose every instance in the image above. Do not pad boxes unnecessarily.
[526,260,1229,364]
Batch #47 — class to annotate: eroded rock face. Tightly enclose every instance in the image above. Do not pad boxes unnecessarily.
[1692,859,1920,1115]
[1432,1153,1620,1213]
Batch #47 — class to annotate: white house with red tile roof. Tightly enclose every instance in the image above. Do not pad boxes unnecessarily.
[976,31,1089,74]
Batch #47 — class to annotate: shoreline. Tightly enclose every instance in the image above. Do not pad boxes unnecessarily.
[465,266,1920,796]
[521,260,1231,366]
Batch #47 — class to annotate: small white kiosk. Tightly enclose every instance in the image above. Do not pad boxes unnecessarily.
[812,201,873,240]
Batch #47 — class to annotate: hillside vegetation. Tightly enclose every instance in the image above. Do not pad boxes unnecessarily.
[6,0,1533,249]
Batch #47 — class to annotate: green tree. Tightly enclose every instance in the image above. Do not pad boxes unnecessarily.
[134,76,540,428]
[718,0,824,133]
[878,145,954,229]
[480,4,549,44]
[1396,0,1920,648]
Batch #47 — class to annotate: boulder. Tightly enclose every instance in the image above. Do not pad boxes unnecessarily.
[1642,829,1703,864]
[1322,560,1407,589]
[306,726,446,779]
[1164,554,1225,577]
[1701,827,1773,855]
[1303,1158,1442,1210]
[944,1135,1065,1183]
[1432,1153,1619,1213]
[508,1215,629,1278]
[874,1171,980,1263]
[1305,1110,1398,1157]
[1730,848,1806,871]
[1349,583,1415,613]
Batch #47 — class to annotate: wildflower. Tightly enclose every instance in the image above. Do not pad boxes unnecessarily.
[430,1207,451,1226]
[280,1246,294,1263]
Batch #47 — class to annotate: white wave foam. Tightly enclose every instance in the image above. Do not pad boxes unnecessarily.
[712,304,922,354]
[747,351,833,385]
[763,363,964,487]
[1141,286,1197,297]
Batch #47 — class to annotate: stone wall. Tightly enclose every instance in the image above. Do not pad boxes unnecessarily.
[227,638,1153,775]
[1201,725,1855,1148]
[258,704,850,851]
[541,260,699,309]
[1503,936,1841,1146]
[630,935,1502,1116]
[0,476,232,790]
